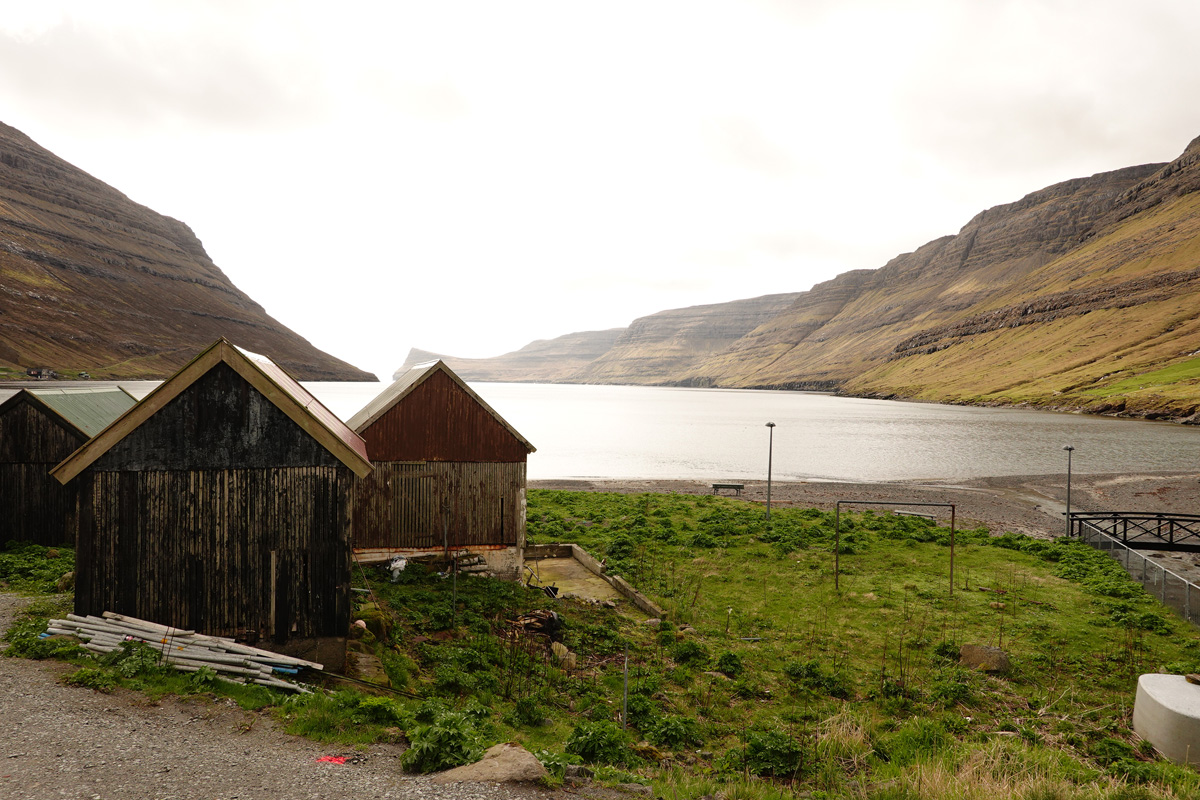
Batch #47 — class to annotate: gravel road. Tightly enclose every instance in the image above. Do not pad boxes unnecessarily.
[0,594,581,800]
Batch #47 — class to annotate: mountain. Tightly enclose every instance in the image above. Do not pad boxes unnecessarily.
[408,134,1200,421]
[0,122,373,381]
[393,329,625,382]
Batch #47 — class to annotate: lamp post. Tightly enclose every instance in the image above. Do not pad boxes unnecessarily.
[1063,445,1075,537]
[765,422,776,522]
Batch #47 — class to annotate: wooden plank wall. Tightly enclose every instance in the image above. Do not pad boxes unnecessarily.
[352,461,525,550]
[75,467,352,642]
[0,398,84,545]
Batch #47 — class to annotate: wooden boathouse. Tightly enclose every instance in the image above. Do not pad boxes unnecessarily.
[348,360,535,579]
[0,386,138,545]
[51,339,372,669]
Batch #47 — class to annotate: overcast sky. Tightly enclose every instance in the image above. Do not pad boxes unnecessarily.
[2,1,1199,381]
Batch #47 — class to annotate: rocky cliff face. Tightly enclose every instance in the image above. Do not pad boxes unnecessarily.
[0,122,373,380]
[683,162,1163,389]
[569,293,804,384]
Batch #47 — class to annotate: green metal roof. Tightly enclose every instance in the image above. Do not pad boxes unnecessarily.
[26,387,138,438]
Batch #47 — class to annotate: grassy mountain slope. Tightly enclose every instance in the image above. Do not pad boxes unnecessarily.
[685,163,1163,391]
[0,122,373,380]
[844,151,1200,419]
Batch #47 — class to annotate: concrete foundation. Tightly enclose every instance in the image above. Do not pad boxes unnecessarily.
[1133,674,1200,765]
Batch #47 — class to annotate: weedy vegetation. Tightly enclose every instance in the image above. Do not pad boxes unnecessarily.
[5,490,1200,799]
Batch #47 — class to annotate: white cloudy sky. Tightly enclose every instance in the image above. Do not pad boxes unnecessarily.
[2,1,1199,380]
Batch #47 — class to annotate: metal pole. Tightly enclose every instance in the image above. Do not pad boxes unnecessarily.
[765,422,776,522]
[1063,445,1074,537]
[834,502,841,591]
[949,505,956,597]
[622,645,629,730]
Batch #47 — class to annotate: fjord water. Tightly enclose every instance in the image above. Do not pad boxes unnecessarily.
[305,381,1200,483]
[11,380,1193,482]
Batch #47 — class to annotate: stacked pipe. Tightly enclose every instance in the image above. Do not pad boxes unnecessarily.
[44,612,319,694]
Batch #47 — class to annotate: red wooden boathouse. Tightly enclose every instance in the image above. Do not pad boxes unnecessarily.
[348,360,535,579]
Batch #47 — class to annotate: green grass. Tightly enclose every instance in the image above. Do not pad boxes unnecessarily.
[0,541,74,594]
[7,493,1200,798]
[523,490,1200,798]
[1081,357,1200,398]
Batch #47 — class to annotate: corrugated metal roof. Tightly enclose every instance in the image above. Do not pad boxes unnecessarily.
[52,338,372,483]
[25,387,138,437]
[348,359,535,452]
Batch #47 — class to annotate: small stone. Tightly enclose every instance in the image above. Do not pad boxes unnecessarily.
[959,644,1010,673]
[617,782,653,795]
[643,618,662,628]
[632,741,665,761]
[56,571,75,592]
[564,764,594,779]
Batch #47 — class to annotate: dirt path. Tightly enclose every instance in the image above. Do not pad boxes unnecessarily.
[0,595,578,800]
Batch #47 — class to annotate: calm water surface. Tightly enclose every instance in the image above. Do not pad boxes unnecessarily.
[9,381,1198,483]
[313,382,1199,482]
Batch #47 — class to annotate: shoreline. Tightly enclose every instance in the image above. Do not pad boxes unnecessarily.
[530,471,1200,541]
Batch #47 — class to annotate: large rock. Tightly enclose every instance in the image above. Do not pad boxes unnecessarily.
[430,743,548,784]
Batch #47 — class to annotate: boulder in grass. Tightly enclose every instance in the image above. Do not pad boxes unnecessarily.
[431,743,548,784]
[959,644,1010,673]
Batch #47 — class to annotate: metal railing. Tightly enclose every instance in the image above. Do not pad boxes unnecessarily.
[1074,517,1200,626]
[1070,512,1200,551]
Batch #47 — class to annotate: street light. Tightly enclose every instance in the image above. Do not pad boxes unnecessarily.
[1063,445,1075,537]
[765,422,776,522]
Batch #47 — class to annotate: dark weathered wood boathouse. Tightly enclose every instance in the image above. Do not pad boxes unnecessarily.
[0,386,137,545]
[348,360,535,579]
[51,339,372,668]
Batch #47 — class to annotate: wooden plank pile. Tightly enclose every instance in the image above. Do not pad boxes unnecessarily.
[45,611,319,693]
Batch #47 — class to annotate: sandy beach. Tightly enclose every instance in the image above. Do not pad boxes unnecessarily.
[531,471,1200,540]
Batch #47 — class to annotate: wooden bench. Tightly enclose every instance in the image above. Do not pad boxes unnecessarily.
[712,483,744,496]
[894,510,936,520]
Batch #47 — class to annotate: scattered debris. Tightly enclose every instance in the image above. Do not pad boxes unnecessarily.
[44,612,318,693]
[388,556,408,582]
[511,609,562,639]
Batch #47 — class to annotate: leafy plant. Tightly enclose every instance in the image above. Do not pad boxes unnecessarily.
[400,709,487,773]
[566,720,632,765]
[64,667,117,693]
[728,728,804,778]
[715,651,742,678]
[0,542,75,594]
[101,641,167,678]
[671,640,709,667]
[647,715,703,749]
